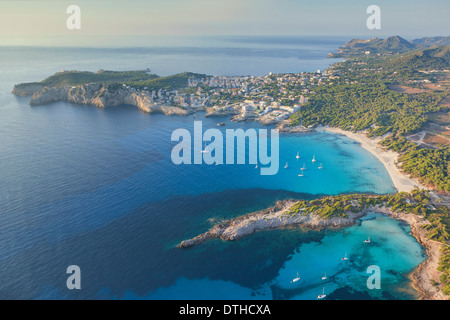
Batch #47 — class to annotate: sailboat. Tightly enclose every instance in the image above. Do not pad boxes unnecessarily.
[255,164,258,169]
[321,273,327,280]
[318,162,323,169]
[312,154,316,163]
[364,236,371,244]
[296,151,300,159]
[291,272,301,283]
[317,287,326,299]
[301,163,306,171]
[284,162,288,169]
[298,170,304,177]
[341,252,348,261]
[201,141,209,153]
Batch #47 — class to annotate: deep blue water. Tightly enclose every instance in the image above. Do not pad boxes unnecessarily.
[0,37,424,299]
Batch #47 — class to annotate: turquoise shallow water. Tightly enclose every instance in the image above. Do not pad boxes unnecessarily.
[0,42,424,299]
[122,214,424,300]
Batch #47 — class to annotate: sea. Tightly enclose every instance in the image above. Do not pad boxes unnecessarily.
[0,36,425,300]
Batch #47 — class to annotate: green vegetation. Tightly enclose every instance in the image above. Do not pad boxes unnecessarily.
[37,70,206,92]
[381,46,450,72]
[290,45,450,192]
[335,36,416,57]
[286,189,439,219]
[381,136,450,192]
[286,189,450,296]
[291,83,446,135]
[40,70,158,87]
[127,72,207,91]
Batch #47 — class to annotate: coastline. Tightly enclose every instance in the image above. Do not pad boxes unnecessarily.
[313,127,446,299]
[315,126,428,193]
[178,200,445,300]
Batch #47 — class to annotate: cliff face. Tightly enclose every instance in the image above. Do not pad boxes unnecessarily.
[12,83,193,116]
[12,83,45,96]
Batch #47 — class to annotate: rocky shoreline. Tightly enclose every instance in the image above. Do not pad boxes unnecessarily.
[12,82,193,116]
[12,82,314,127]
[13,78,446,300]
[178,200,365,248]
[177,200,445,300]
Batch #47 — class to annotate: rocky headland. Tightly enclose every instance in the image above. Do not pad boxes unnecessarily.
[177,200,364,248]
[12,82,193,116]
[177,199,445,300]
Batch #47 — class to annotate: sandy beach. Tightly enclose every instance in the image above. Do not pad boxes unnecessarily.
[313,127,447,299]
[178,125,446,299]
[315,126,428,193]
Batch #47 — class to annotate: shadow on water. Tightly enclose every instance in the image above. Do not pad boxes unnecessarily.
[0,188,322,299]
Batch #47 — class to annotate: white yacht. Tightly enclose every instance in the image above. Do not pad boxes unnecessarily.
[317,287,326,299]
[291,272,301,283]
[321,273,327,280]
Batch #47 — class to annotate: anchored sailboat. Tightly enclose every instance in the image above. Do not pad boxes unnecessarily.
[317,287,326,299]
[318,162,323,169]
[296,151,300,159]
[291,272,301,283]
[364,236,371,244]
[341,252,348,261]
[284,162,288,169]
[312,154,316,163]
[322,273,327,280]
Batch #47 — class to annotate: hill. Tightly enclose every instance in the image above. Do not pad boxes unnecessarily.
[40,70,159,87]
[329,36,450,58]
[383,46,450,71]
[330,36,417,57]
[412,36,450,48]
[13,70,207,95]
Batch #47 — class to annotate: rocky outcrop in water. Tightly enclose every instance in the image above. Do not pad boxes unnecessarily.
[177,200,364,248]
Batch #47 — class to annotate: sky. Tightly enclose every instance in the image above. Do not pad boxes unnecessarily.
[0,0,449,46]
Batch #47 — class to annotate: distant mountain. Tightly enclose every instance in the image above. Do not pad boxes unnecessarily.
[343,36,415,52]
[329,35,449,58]
[383,45,450,71]
[412,36,450,47]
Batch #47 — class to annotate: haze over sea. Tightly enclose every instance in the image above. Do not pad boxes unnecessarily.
[0,36,424,299]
